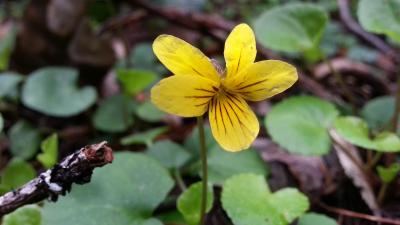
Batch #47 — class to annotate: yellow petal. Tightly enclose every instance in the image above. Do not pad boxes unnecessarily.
[151,75,218,117]
[224,60,298,101]
[224,24,257,78]
[153,35,220,82]
[209,93,259,152]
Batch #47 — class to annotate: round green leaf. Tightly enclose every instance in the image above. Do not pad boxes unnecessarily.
[265,96,339,156]
[298,213,338,225]
[254,3,328,52]
[334,116,400,152]
[222,173,309,225]
[22,67,97,117]
[2,158,36,191]
[147,140,191,169]
[3,205,41,225]
[136,101,166,123]
[207,145,268,184]
[377,163,400,183]
[358,0,400,43]
[0,72,23,98]
[361,96,395,131]
[116,69,157,96]
[177,182,214,225]
[121,127,168,147]
[93,94,135,133]
[37,133,58,169]
[9,121,41,159]
[42,152,174,225]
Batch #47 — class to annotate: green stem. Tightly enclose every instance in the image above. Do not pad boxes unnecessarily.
[322,55,358,115]
[197,116,208,225]
[377,182,389,205]
[366,152,383,170]
[174,169,187,191]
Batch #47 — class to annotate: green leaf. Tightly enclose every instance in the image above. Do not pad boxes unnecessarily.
[116,68,157,96]
[207,145,268,184]
[136,101,166,122]
[121,127,168,147]
[377,163,400,183]
[93,94,135,133]
[3,205,41,225]
[9,121,41,159]
[298,213,338,225]
[357,0,400,43]
[0,113,3,133]
[265,96,339,156]
[2,158,36,191]
[361,96,395,131]
[0,72,23,98]
[222,173,309,225]
[334,116,400,152]
[37,133,58,169]
[0,28,16,71]
[22,67,97,117]
[177,182,214,225]
[269,188,309,223]
[42,152,174,225]
[147,140,191,169]
[254,3,328,52]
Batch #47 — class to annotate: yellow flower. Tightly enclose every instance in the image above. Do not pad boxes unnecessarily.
[151,24,298,152]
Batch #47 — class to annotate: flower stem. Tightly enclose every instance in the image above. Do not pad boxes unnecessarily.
[197,116,208,225]
[377,182,389,205]
[174,169,187,191]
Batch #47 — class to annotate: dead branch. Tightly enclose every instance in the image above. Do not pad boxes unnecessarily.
[0,141,113,216]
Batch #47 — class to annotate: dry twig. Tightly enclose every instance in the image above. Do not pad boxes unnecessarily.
[0,141,113,216]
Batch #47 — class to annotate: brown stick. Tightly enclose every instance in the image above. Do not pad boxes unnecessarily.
[0,141,113,216]
[317,201,400,225]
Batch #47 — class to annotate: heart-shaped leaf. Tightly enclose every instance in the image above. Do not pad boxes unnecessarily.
[265,96,339,156]
[358,0,400,43]
[37,133,58,169]
[116,69,157,96]
[22,67,97,117]
[0,72,23,98]
[222,173,309,225]
[147,140,191,169]
[298,213,338,225]
[377,163,400,183]
[254,3,328,52]
[9,121,41,159]
[136,101,166,123]
[361,96,396,131]
[121,127,168,147]
[334,116,400,152]
[177,182,214,225]
[207,145,268,184]
[3,205,41,225]
[1,158,36,191]
[42,152,174,225]
[93,94,135,133]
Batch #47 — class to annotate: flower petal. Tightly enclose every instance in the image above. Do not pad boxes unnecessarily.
[151,75,218,117]
[209,93,259,152]
[153,34,220,83]
[224,60,298,101]
[224,24,257,78]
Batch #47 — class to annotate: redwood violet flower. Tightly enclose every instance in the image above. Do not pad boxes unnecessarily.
[151,24,298,151]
